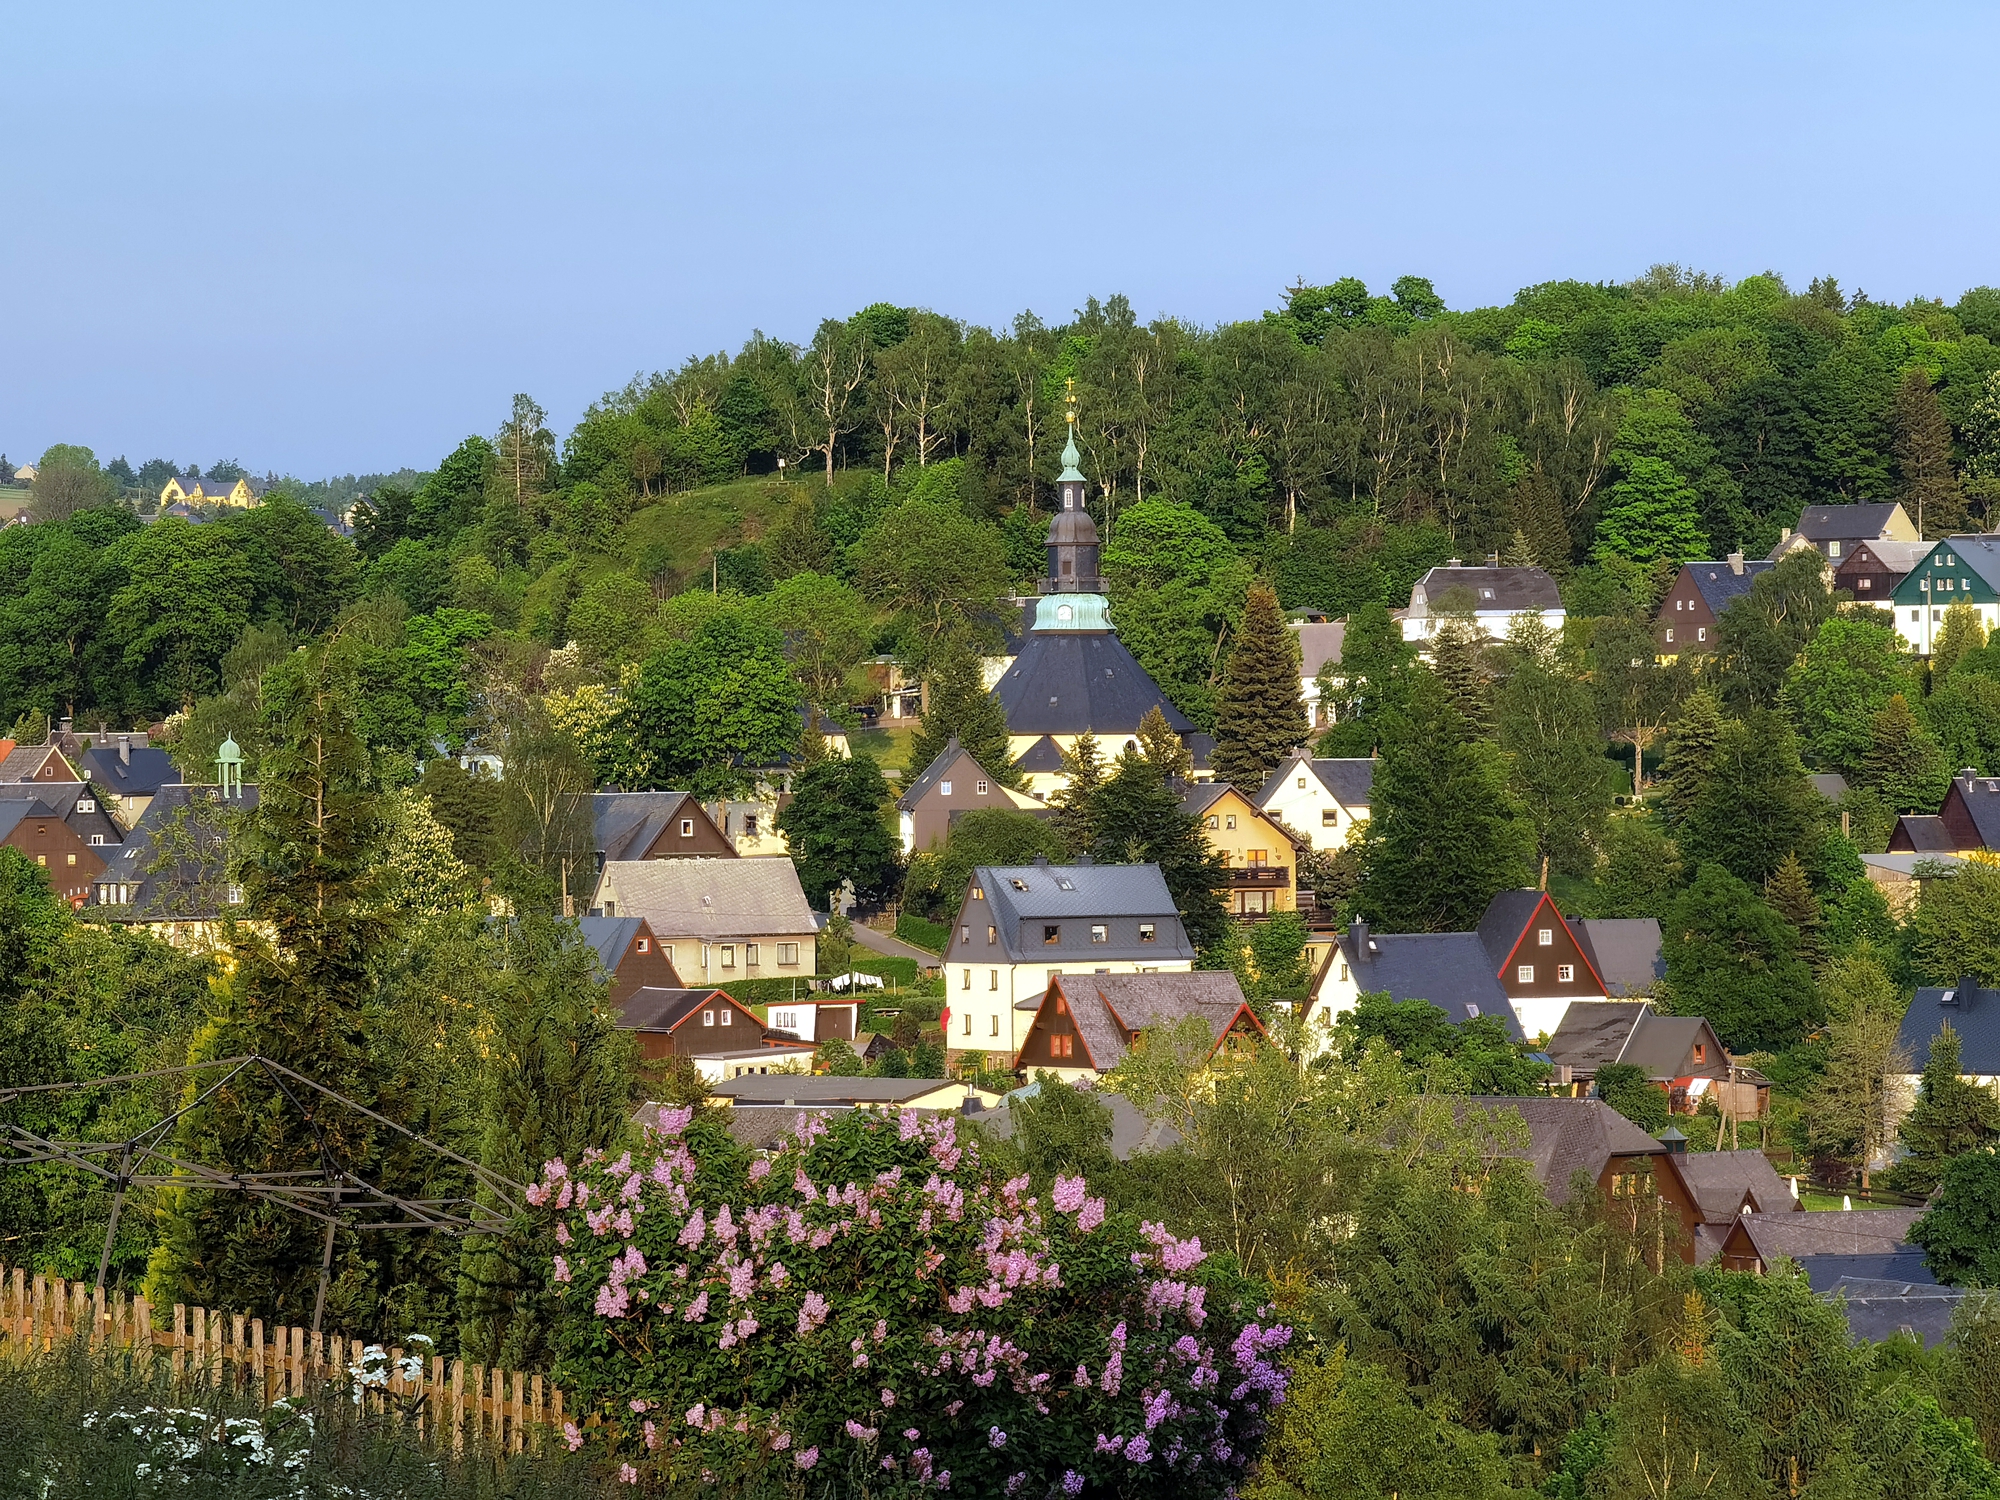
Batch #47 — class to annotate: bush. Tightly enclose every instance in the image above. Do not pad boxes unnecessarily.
[534,1103,1290,1497]
[1594,1063,1671,1132]
[894,911,950,954]
[0,1341,606,1499]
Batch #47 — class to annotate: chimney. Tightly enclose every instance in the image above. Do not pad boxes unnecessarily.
[1655,1126,1688,1154]
[1347,916,1368,954]
[1073,852,1093,866]
[1781,528,1792,543]
[117,733,130,765]
[1033,854,1050,866]
[1446,557,1462,568]
[1727,552,1744,575]
[1487,551,1500,568]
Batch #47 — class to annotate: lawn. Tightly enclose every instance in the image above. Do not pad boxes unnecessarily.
[851,723,918,772]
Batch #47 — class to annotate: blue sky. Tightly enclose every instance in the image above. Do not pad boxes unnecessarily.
[3,1,1995,478]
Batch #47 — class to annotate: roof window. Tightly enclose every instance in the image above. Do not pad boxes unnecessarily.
[1010,878,1029,892]
[1056,877,1075,890]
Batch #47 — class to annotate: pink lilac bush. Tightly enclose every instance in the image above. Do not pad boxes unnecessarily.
[535,1103,1288,1497]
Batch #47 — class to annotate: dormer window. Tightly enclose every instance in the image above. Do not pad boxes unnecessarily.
[1828,541,1841,558]
[1044,925,1061,944]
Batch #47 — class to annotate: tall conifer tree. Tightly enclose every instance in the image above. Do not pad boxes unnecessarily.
[1211,581,1308,792]
[1889,1024,2000,1195]
[1051,733,1105,856]
[909,637,1016,785]
[1895,368,1968,538]
[1860,693,1951,813]
[1662,688,1725,827]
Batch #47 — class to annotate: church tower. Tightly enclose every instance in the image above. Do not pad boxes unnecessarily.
[1043,380,1103,594]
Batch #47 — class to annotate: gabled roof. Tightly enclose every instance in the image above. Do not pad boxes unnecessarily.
[1808,773,1850,802]
[1542,1001,1652,1073]
[1843,539,1929,573]
[1258,754,1376,811]
[1459,1096,1666,1203]
[1891,815,1958,852]
[1794,502,1908,542]
[1410,565,1561,614]
[1724,1208,1924,1264]
[577,915,643,974]
[1896,982,2000,1078]
[0,799,64,841]
[1014,735,1067,773]
[1948,770,2000,849]
[618,985,742,1033]
[599,858,815,937]
[0,742,82,783]
[707,1075,966,1107]
[1674,1149,1798,1224]
[896,738,1036,814]
[1571,918,1665,996]
[1682,559,1775,613]
[1035,971,1258,1073]
[1334,928,1523,1038]
[968,861,1194,963]
[1178,781,1304,843]
[592,790,708,861]
[990,624,1196,738]
[1893,536,2000,601]
[1290,620,1346,678]
[80,745,181,798]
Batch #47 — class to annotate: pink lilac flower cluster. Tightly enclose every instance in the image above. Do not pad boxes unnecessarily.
[535,1100,1285,1498]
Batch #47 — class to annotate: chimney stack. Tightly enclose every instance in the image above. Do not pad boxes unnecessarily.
[1727,552,1745,575]
[1781,528,1792,543]
[1347,916,1368,954]
[117,734,130,765]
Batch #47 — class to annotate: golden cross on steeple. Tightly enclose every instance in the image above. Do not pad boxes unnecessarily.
[1064,376,1077,430]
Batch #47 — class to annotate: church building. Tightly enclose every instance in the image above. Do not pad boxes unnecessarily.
[990,386,1209,795]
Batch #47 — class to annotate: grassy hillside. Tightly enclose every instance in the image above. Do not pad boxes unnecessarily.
[615,476,799,592]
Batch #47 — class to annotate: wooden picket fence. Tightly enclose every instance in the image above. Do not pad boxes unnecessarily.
[0,1266,565,1451]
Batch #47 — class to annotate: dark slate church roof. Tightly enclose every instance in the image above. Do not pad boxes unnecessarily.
[991,619,1195,739]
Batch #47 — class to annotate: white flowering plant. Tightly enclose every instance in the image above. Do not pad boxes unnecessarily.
[76,1402,314,1490]
[538,1103,1290,1497]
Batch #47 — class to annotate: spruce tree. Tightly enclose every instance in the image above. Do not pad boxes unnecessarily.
[908,637,1016,786]
[1861,693,1951,813]
[154,642,397,1329]
[1895,368,1969,538]
[1136,704,1193,783]
[1314,601,1413,757]
[1427,618,1489,735]
[1763,851,1822,964]
[458,917,637,1368]
[1089,748,1229,952]
[1662,687,1725,828]
[1356,671,1534,933]
[1510,464,1573,577]
[1888,1023,2000,1196]
[1211,580,1309,793]
[1050,732,1105,857]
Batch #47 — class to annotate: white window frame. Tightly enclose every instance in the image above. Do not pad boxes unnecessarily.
[1517,964,1534,983]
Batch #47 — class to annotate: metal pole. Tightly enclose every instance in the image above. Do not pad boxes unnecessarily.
[312,1181,339,1334]
[95,1147,132,1293]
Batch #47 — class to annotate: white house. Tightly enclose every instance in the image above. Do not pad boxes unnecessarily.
[1402,562,1564,645]
[1255,751,1374,852]
[590,857,818,984]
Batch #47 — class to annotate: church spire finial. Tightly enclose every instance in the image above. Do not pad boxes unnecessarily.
[1058,377,1084,482]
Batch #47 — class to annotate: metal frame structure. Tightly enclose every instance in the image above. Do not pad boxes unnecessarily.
[0,1054,527,1332]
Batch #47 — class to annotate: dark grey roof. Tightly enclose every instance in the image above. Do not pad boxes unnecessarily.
[709,1076,964,1106]
[1622,1015,1721,1078]
[592,790,700,861]
[1897,983,2000,1077]
[1734,1208,1925,1264]
[1178,782,1233,820]
[1412,565,1561,613]
[1949,771,2000,848]
[619,986,729,1033]
[1014,735,1066,773]
[1572,918,1665,996]
[80,745,180,797]
[1335,928,1523,1038]
[1460,1096,1665,1203]
[106,782,259,918]
[1893,815,1958,852]
[0,800,62,841]
[1544,1002,1652,1073]
[1049,971,1254,1072]
[577,915,642,975]
[991,625,1196,738]
[1820,1272,1963,1348]
[1476,889,1554,972]
[1795,502,1906,542]
[953,862,1195,964]
[1808,773,1850,802]
[1674,1150,1798,1223]
[1684,559,1774,614]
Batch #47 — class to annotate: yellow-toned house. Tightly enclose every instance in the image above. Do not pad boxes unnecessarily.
[1181,781,1306,921]
[160,475,260,508]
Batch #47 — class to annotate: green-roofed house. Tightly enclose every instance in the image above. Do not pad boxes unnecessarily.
[1890,536,2000,656]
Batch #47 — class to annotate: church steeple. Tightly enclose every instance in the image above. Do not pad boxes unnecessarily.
[1044,379,1103,594]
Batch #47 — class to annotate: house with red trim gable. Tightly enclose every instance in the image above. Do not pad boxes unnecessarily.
[1013,971,1264,1083]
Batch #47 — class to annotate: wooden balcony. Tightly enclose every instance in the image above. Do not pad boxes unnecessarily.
[1221,866,1290,888]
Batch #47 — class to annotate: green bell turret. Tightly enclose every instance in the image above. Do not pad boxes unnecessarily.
[215,733,243,800]
[1044,378,1103,594]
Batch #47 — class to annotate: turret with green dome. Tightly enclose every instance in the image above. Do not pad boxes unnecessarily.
[1043,378,1104,596]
